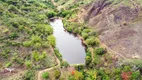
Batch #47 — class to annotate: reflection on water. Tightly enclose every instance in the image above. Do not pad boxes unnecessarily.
[50,19,86,64]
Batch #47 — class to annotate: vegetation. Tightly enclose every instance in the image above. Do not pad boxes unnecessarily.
[0,0,142,80]
[22,70,35,80]
[54,69,61,79]
[0,0,57,79]
[42,72,49,79]
[48,35,56,47]
[95,47,106,55]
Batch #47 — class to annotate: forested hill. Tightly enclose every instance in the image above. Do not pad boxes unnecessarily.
[0,0,58,79]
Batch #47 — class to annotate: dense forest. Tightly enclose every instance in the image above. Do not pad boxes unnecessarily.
[0,0,142,80]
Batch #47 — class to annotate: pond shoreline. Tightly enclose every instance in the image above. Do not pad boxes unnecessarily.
[50,19,86,64]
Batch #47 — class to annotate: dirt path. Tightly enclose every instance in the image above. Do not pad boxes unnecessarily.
[38,48,60,80]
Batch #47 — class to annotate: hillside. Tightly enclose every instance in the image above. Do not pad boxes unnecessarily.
[0,0,142,80]
[77,0,142,59]
[0,0,58,79]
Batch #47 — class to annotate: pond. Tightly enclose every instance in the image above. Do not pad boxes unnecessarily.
[50,19,86,64]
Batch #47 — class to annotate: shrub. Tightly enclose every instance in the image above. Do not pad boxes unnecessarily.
[95,47,106,55]
[61,61,69,68]
[36,24,53,35]
[42,41,49,48]
[132,70,140,79]
[82,29,91,33]
[25,60,32,68]
[54,69,61,79]
[73,71,84,80]
[45,25,53,35]
[31,35,41,43]
[42,72,49,79]
[23,41,31,47]
[9,32,18,39]
[85,37,100,46]
[81,32,88,40]
[6,62,12,68]
[46,11,57,18]
[123,66,131,72]
[85,56,92,66]
[23,70,35,80]
[68,75,75,80]
[8,5,18,12]
[61,10,71,17]
[48,35,56,47]
[34,42,42,49]
[75,65,85,71]
[66,26,73,32]
[32,51,40,61]
[93,54,100,65]
[54,48,62,61]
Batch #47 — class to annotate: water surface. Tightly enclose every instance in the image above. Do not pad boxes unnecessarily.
[50,19,86,64]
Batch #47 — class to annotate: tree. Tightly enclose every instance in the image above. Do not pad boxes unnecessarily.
[45,25,53,35]
[31,35,41,43]
[95,47,106,55]
[42,72,49,79]
[5,62,12,68]
[61,61,69,68]
[8,5,18,12]
[61,10,71,17]
[23,70,35,80]
[74,71,84,80]
[85,56,92,66]
[54,69,61,79]
[132,71,140,79]
[86,37,100,46]
[46,11,57,18]
[32,51,40,61]
[47,35,56,47]
[25,60,32,68]
[81,32,88,40]
[23,41,31,47]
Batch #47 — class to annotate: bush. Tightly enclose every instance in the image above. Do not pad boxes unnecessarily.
[34,42,42,49]
[36,24,53,35]
[85,56,92,66]
[25,60,32,68]
[73,71,84,80]
[23,41,32,47]
[23,70,35,80]
[75,65,85,71]
[9,32,18,39]
[42,72,49,79]
[32,51,40,61]
[93,54,100,65]
[132,70,140,79]
[42,41,49,48]
[85,37,100,46]
[48,35,56,47]
[82,29,91,33]
[8,5,18,12]
[66,26,73,32]
[54,48,62,61]
[61,10,71,17]
[54,69,61,79]
[95,47,106,55]
[61,61,69,68]
[31,35,41,43]
[45,25,53,35]
[46,11,57,18]
[81,32,88,40]
[5,62,12,68]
